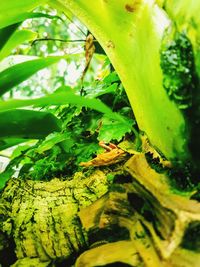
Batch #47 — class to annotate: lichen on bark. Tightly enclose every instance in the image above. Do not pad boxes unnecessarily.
[0,169,109,265]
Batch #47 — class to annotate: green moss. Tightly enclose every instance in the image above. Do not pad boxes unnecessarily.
[160,31,196,110]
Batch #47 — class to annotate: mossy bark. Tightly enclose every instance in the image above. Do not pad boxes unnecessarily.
[1,154,200,267]
[0,169,109,266]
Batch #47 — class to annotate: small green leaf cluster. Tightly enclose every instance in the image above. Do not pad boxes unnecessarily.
[0,71,135,182]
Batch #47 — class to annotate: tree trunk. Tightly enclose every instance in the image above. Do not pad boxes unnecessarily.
[1,153,200,267]
[0,169,109,266]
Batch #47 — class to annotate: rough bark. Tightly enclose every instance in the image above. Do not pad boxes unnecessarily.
[0,169,109,266]
[1,153,200,267]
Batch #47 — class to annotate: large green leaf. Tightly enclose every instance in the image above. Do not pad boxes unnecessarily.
[0,23,19,50]
[0,137,31,151]
[0,56,65,95]
[0,109,61,140]
[0,30,37,61]
[0,11,63,60]
[53,0,187,162]
[164,0,200,26]
[1,12,64,30]
[0,91,127,124]
[0,0,47,29]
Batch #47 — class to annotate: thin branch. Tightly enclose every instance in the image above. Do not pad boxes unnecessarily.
[32,38,85,46]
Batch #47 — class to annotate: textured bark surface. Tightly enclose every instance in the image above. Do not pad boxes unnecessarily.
[76,153,200,267]
[0,169,109,266]
[1,153,200,267]
[124,154,200,266]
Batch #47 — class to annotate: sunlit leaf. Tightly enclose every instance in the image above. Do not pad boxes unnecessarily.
[11,143,35,160]
[0,11,63,30]
[0,30,37,61]
[0,55,38,72]
[0,0,47,29]
[0,56,65,95]
[164,0,200,26]
[0,137,31,151]
[0,91,128,124]
[0,11,63,60]
[85,83,117,98]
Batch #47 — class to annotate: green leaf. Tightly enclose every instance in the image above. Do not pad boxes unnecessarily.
[164,0,200,27]
[35,132,69,154]
[0,91,127,124]
[0,11,64,30]
[0,23,19,50]
[0,0,48,29]
[85,83,117,98]
[11,143,34,160]
[98,115,134,143]
[0,55,38,72]
[75,142,99,165]
[103,72,120,84]
[56,1,186,162]
[0,168,14,190]
[0,137,31,151]
[0,11,63,58]
[0,29,37,61]
[0,56,64,95]
[0,109,61,140]
[1,12,64,30]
